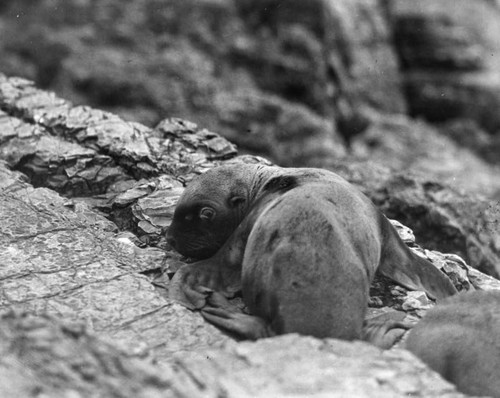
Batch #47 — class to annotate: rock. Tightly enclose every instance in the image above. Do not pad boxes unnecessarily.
[0,74,237,236]
[215,91,346,166]
[374,176,500,278]
[0,110,132,196]
[327,160,500,278]
[231,0,406,114]
[441,118,500,165]
[171,334,466,397]
[350,112,500,198]
[4,0,500,183]
[0,312,468,398]
[0,75,497,396]
[0,0,410,167]
[0,311,175,398]
[0,162,230,362]
[388,0,500,133]
[0,76,237,178]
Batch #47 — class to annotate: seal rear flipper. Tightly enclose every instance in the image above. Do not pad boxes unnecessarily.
[362,312,414,349]
[201,292,273,340]
[379,251,457,300]
[169,260,231,309]
[378,218,457,300]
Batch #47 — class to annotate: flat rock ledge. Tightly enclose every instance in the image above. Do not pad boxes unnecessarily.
[0,74,489,396]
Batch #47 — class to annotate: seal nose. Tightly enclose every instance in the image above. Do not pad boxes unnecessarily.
[167,236,177,249]
[166,231,177,249]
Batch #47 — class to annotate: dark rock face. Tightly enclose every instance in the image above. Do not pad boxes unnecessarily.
[1,0,500,175]
[440,118,500,165]
[348,113,500,199]
[215,91,347,166]
[0,0,407,166]
[230,0,406,114]
[373,176,500,278]
[388,0,500,134]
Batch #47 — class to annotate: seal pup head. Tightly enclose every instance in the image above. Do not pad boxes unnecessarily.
[167,164,257,259]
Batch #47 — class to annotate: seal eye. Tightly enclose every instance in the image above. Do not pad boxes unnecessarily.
[199,207,215,221]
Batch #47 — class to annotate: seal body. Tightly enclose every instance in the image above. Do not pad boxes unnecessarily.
[406,291,500,397]
[167,163,456,340]
[242,179,380,338]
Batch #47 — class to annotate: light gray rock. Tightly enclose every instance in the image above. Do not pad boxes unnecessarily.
[0,162,230,362]
[0,312,467,398]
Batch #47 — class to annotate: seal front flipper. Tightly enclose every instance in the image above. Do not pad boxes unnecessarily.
[169,259,240,309]
[169,256,242,310]
[201,291,273,340]
[362,311,414,349]
[169,264,212,309]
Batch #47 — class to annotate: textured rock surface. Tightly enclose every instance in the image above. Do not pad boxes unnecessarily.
[215,91,347,166]
[0,74,236,243]
[3,74,499,279]
[0,312,467,398]
[440,118,500,165]
[379,179,500,278]
[0,162,230,362]
[349,112,500,198]
[0,311,176,398]
[0,75,241,363]
[171,334,466,398]
[1,74,497,396]
[328,160,500,279]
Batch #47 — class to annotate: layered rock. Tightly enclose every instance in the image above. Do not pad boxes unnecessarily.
[0,312,467,398]
[1,72,499,278]
[0,0,408,166]
[1,73,499,396]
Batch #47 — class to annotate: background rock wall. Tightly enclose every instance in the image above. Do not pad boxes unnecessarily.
[390,0,500,132]
[3,0,499,172]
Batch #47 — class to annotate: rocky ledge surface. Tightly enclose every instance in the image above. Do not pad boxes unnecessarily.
[1,74,498,396]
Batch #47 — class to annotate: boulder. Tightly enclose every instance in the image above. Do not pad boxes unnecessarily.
[0,312,467,398]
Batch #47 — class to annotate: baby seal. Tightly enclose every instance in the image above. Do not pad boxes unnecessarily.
[406,291,500,397]
[167,163,457,341]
